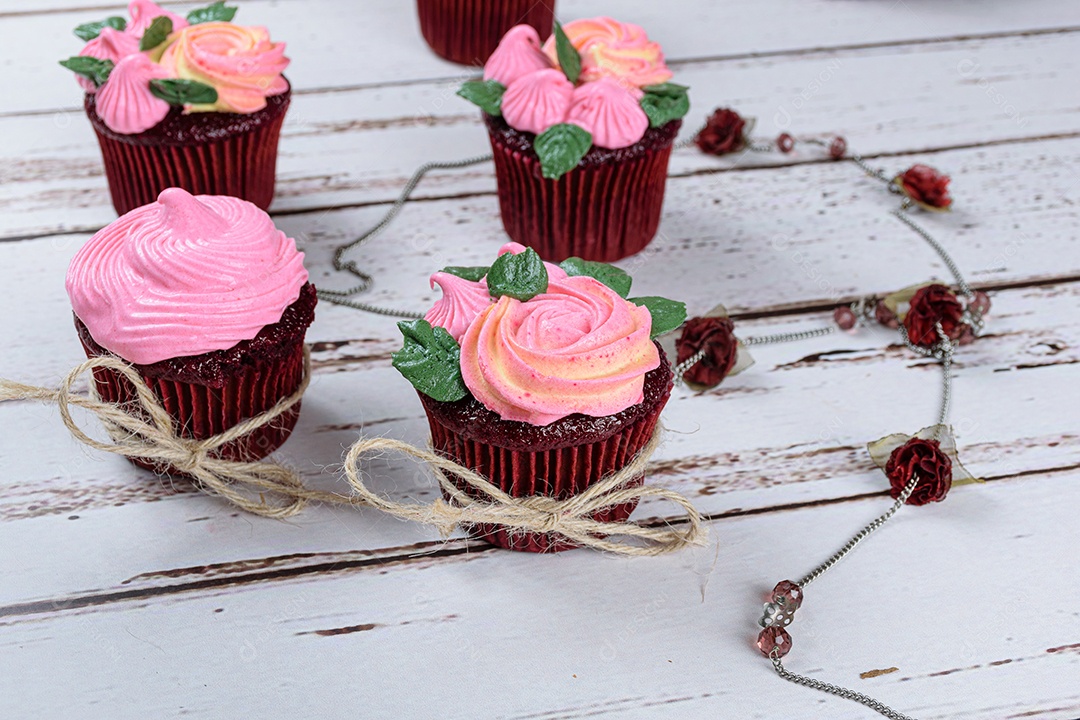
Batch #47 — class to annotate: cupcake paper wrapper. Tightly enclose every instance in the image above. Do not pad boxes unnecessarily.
[416,0,555,66]
[424,393,669,553]
[488,127,676,262]
[86,96,289,216]
[79,338,306,476]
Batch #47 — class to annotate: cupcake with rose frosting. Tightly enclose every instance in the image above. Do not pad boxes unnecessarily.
[66,188,316,472]
[61,0,290,215]
[458,17,689,262]
[416,0,555,66]
[393,243,686,552]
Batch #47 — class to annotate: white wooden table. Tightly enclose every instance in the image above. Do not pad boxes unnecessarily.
[2,1,1078,717]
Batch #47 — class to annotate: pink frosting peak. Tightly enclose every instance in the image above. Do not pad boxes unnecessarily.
[497,241,568,281]
[500,68,574,135]
[483,25,553,86]
[566,78,649,149]
[127,0,189,36]
[95,53,171,134]
[75,27,140,93]
[424,272,494,341]
[66,189,308,365]
[460,276,660,425]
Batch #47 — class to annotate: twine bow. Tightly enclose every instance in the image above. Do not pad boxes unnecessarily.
[2,353,706,554]
[342,428,707,556]
[0,347,344,519]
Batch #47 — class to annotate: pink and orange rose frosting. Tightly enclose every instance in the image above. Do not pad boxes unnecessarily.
[397,243,686,426]
[462,17,688,177]
[62,0,289,134]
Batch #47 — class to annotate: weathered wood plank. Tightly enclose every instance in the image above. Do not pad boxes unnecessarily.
[4,30,1076,237]
[1,471,1076,719]
[1,281,1075,608]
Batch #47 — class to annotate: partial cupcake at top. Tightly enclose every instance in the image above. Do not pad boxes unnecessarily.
[66,188,316,473]
[392,243,686,552]
[61,0,291,215]
[416,0,555,66]
[458,17,690,262]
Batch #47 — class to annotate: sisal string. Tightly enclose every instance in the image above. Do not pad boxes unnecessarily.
[0,353,706,554]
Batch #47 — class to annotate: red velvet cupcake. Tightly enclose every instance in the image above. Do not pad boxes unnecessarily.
[459,17,689,262]
[65,188,315,474]
[392,243,685,552]
[61,0,290,215]
[416,0,555,66]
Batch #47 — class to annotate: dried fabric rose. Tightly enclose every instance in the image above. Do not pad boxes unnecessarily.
[695,108,747,156]
[676,316,739,388]
[885,437,953,505]
[896,164,952,210]
[904,283,964,347]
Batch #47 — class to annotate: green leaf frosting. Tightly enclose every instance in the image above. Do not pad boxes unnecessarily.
[186,1,238,24]
[559,257,632,298]
[150,78,219,106]
[553,21,582,84]
[486,248,548,301]
[640,83,691,128]
[630,296,688,338]
[139,16,173,52]
[457,80,505,116]
[59,56,114,87]
[73,16,126,42]
[534,123,592,180]
[441,265,489,282]
[391,320,468,403]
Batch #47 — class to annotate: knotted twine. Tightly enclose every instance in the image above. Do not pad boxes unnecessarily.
[0,351,707,555]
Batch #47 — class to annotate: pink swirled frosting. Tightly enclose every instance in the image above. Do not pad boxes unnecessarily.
[459,274,659,426]
[66,188,308,365]
[95,53,171,134]
[541,17,672,87]
[75,27,140,93]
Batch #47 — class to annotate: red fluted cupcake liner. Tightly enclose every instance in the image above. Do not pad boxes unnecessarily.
[417,0,555,66]
[85,87,290,216]
[79,339,306,475]
[486,115,680,263]
[420,354,673,552]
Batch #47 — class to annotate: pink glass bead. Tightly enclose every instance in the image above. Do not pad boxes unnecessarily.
[757,626,792,658]
[970,291,991,316]
[829,136,847,159]
[772,580,804,610]
[777,133,795,153]
[957,325,977,346]
[833,306,857,330]
[875,300,900,329]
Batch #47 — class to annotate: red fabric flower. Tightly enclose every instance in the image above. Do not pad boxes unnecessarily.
[885,437,953,505]
[897,164,952,209]
[904,284,964,347]
[695,108,747,156]
[676,316,739,388]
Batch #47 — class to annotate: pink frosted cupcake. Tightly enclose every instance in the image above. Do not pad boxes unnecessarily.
[458,17,689,262]
[61,0,290,215]
[416,0,555,66]
[392,243,686,552]
[66,188,315,473]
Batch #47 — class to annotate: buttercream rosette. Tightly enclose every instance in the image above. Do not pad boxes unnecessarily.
[394,244,686,552]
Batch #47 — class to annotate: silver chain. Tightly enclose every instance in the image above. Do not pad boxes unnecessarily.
[772,654,919,720]
[316,153,493,318]
[891,207,974,298]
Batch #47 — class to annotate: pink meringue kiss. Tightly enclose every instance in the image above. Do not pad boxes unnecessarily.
[75,26,140,93]
[459,275,660,425]
[94,53,171,135]
[483,25,553,87]
[566,78,649,149]
[425,272,494,341]
[500,68,574,135]
[127,0,189,37]
[66,188,308,365]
